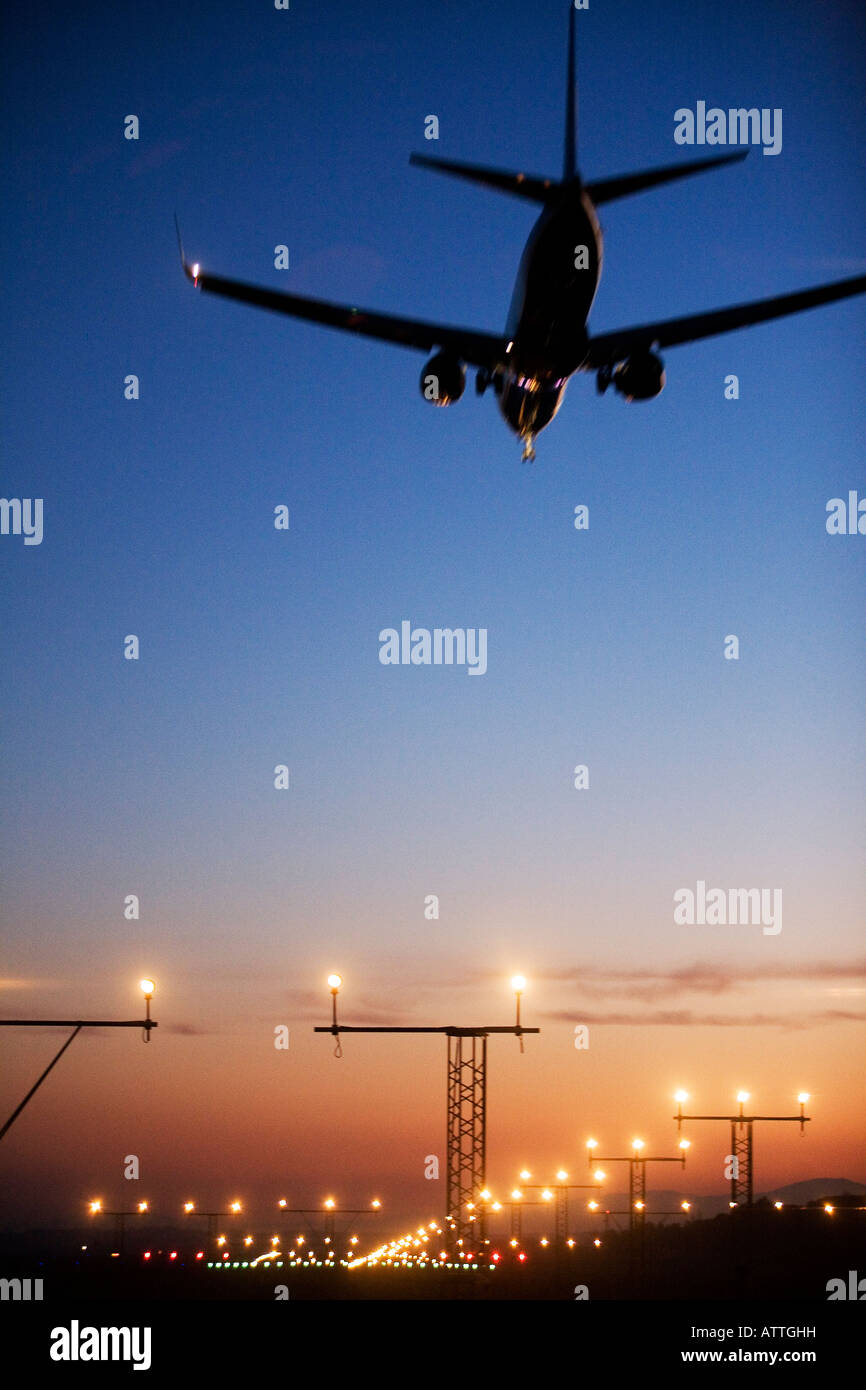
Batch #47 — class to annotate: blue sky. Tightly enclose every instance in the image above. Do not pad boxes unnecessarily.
[1,0,864,1225]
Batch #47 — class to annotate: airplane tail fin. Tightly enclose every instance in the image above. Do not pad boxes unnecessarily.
[563,0,578,181]
[408,6,581,200]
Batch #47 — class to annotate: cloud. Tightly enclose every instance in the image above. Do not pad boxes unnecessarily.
[522,958,866,1003]
[543,1007,866,1029]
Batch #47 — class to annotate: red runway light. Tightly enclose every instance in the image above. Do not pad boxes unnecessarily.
[169,1251,177,1260]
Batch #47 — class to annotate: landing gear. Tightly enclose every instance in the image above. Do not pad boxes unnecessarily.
[596,364,614,395]
[521,434,536,462]
[475,368,490,396]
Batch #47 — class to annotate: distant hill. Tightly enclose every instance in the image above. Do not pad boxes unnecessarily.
[761,1177,866,1205]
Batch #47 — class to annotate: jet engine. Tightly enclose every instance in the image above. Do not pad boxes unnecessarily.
[419,352,466,405]
[611,351,666,401]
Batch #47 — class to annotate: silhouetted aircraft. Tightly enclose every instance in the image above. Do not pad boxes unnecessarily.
[177,4,866,461]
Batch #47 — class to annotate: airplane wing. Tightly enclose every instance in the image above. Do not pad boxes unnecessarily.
[583,272,866,368]
[180,257,508,373]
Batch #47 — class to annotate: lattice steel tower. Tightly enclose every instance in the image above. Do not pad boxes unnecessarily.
[315,975,538,1245]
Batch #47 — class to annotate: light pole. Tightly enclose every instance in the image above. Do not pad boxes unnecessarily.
[88,1197,150,1255]
[673,1090,810,1207]
[509,1169,605,1242]
[0,980,158,1141]
[182,1199,243,1246]
[315,972,539,1245]
[275,1195,382,1253]
[586,1136,690,1232]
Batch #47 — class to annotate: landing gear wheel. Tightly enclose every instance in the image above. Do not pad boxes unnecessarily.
[521,435,536,462]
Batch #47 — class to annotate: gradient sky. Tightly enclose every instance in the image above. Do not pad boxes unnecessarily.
[1,0,864,1233]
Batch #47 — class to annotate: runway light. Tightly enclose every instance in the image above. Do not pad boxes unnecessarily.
[511,1189,523,1201]
[519,1169,532,1181]
[594,1170,606,1182]
[632,1139,645,1152]
[634,1201,645,1211]
[511,975,526,993]
[556,1169,568,1182]
[139,979,155,999]
[230,1201,242,1213]
[586,1140,597,1151]
[737,1091,750,1104]
[324,1198,336,1210]
[88,1200,102,1214]
[824,1204,835,1215]
[681,1201,691,1211]
[798,1092,810,1104]
[480,1189,492,1201]
[371,1199,382,1209]
[183,1201,195,1213]
[137,1201,148,1213]
[588,1201,599,1211]
[594,1238,601,1247]
[679,1139,691,1151]
[327,974,342,991]
[774,1201,783,1210]
[675,1090,689,1104]
[541,1189,553,1202]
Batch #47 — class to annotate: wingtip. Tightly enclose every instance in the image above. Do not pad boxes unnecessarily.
[173,212,198,284]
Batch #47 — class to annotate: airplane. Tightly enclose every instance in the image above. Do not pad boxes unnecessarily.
[176,4,866,462]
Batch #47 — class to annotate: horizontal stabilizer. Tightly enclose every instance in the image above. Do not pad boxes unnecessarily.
[585,150,748,205]
[409,153,560,204]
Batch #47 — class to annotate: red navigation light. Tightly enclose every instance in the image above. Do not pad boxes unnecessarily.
[196,1251,204,1260]
[169,1251,178,1260]
[143,1251,152,1260]
[518,1252,527,1262]
[492,1252,501,1261]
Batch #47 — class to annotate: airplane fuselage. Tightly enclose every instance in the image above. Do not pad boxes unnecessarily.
[498,183,602,445]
